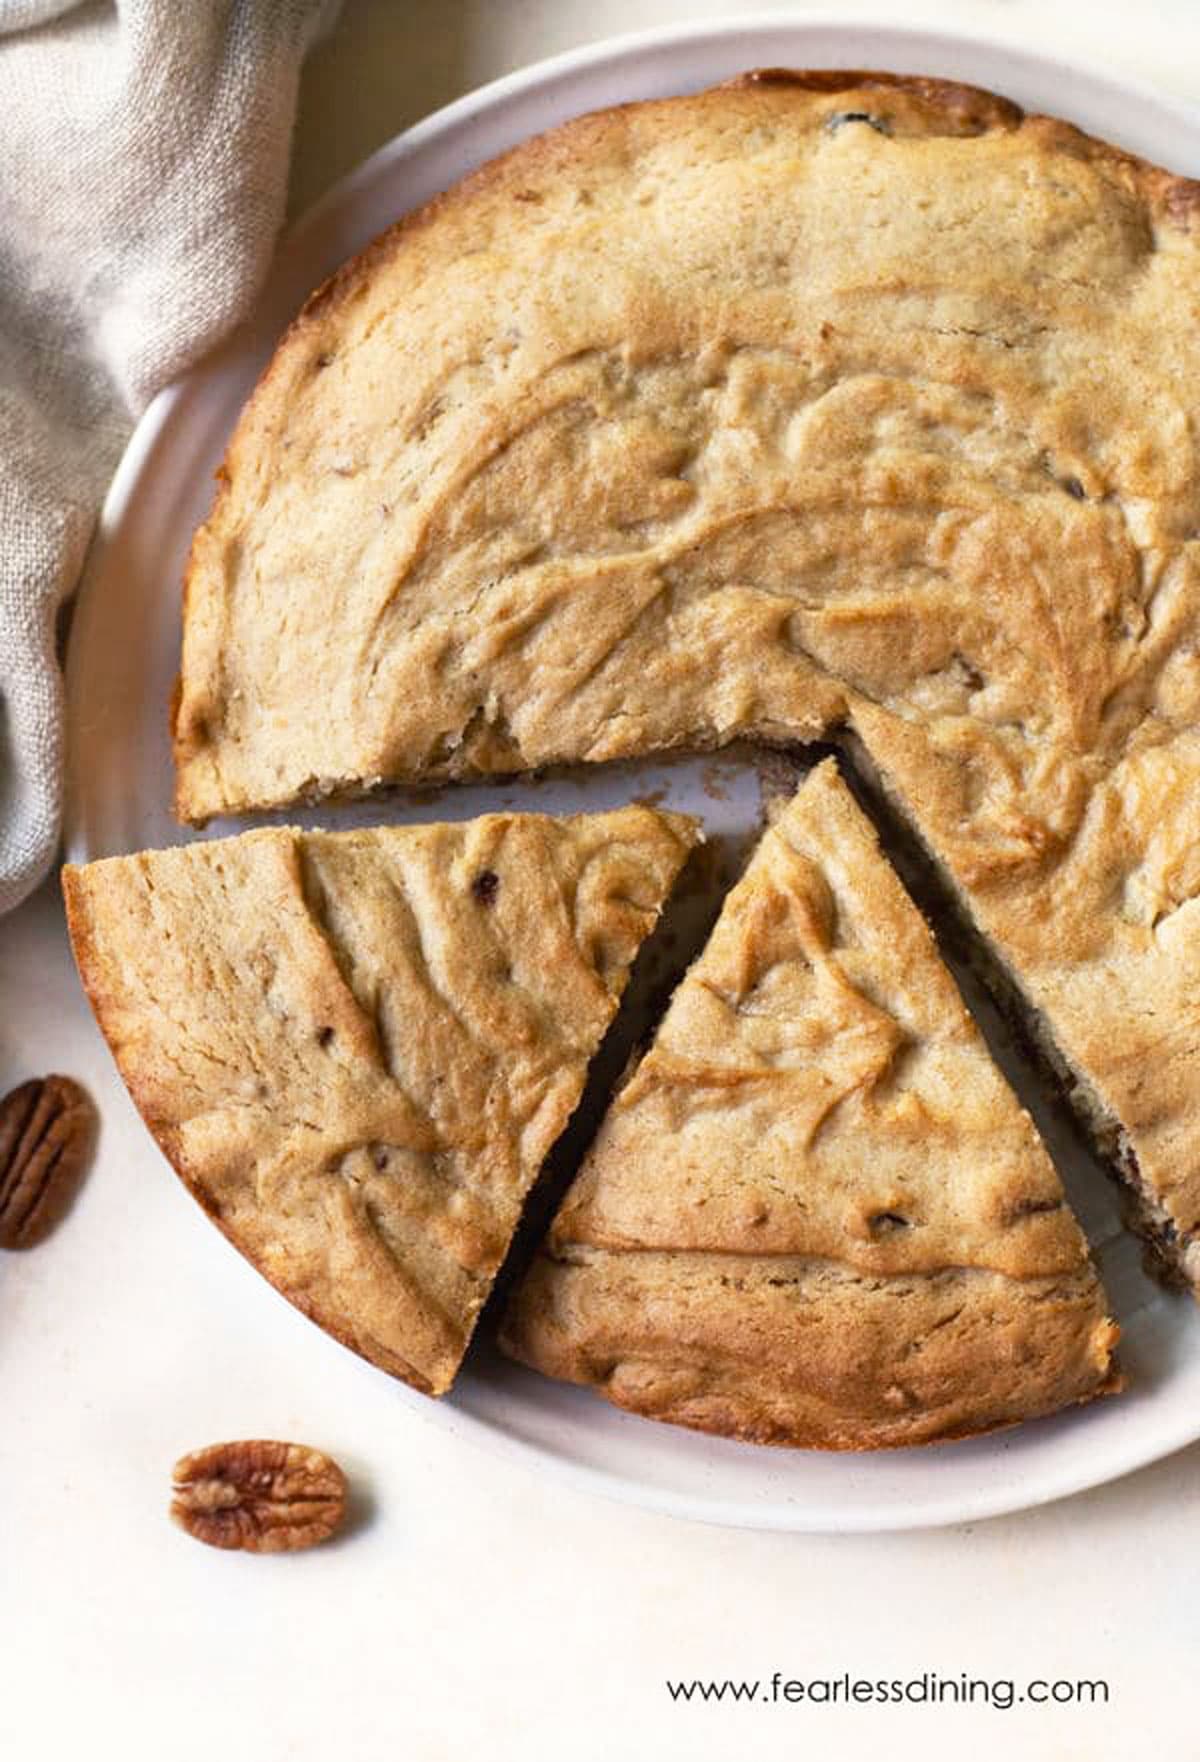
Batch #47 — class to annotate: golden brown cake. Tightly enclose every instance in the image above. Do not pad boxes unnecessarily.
[501,762,1119,1448]
[63,808,697,1394]
[171,71,1200,1291]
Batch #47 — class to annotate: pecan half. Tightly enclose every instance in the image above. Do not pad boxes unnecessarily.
[0,1075,95,1249]
[171,1441,348,1553]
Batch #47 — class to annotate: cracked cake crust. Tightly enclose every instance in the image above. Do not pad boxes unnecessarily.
[62,808,697,1395]
[501,763,1119,1448]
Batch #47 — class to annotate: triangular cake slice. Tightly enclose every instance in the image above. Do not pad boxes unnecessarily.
[63,808,697,1395]
[502,763,1118,1447]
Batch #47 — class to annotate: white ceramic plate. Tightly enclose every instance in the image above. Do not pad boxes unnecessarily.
[65,15,1200,1531]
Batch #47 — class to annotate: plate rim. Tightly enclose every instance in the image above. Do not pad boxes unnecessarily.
[65,10,1200,1532]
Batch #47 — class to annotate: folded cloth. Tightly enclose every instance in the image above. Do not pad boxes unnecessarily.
[0,0,338,914]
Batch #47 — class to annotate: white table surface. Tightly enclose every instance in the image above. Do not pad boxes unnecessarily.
[4,4,1198,1759]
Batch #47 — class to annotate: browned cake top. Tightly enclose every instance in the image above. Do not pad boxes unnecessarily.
[63,808,697,1393]
[172,72,1200,1276]
[502,762,1118,1447]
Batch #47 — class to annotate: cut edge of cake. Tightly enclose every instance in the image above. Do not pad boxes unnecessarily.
[501,762,1120,1448]
[62,808,700,1396]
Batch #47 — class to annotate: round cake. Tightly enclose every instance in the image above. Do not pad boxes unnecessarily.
[172,71,1200,1312]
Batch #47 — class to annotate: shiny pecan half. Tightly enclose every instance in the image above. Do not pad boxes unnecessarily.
[171,1441,348,1553]
[0,1074,95,1249]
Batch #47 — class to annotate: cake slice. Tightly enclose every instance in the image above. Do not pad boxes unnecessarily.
[502,763,1119,1447]
[63,808,697,1395]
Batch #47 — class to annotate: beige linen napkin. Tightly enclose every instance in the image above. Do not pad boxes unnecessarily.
[0,0,338,913]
